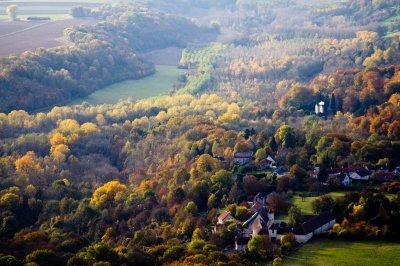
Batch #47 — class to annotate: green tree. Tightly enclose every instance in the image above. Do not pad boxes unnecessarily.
[329,93,337,115]
[0,255,23,266]
[25,249,56,264]
[269,136,278,152]
[273,257,283,266]
[196,154,220,173]
[288,206,303,227]
[189,181,210,210]
[235,206,252,220]
[210,169,233,191]
[207,193,217,209]
[280,233,297,250]
[86,242,119,263]
[185,201,198,215]
[281,84,316,111]
[275,125,296,148]
[248,235,269,259]
[192,227,205,241]
[173,167,190,184]
[255,148,267,162]
[289,164,307,180]
[312,195,334,214]
[162,245,185,262]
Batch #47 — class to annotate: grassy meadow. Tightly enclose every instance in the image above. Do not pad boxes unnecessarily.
[283,238,400,266]
[291,192,347,215]
[69,65,185,106]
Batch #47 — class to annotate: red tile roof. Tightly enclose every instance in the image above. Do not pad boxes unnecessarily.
[218,211,232,221]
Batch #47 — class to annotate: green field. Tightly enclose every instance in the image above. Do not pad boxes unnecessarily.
[283,239,400,266]
[69,65,185,105]
[292,192,346,215]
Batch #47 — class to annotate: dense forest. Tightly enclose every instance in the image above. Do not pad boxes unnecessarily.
[0,0,400,265]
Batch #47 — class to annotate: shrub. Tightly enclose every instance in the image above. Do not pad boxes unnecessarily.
[25,249,56,264]
[162,245,185,262]
[0,255,23,266]
[60,239,83,253]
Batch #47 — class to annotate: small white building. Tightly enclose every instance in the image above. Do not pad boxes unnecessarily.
[315,101,325,114]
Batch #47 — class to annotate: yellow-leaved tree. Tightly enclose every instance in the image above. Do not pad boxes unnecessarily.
[90,180,127,208]
[15,151,41,185]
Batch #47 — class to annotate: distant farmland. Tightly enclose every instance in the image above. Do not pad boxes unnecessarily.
[0,1,104,56]
[0,18,99,57]
[0,1,103,18]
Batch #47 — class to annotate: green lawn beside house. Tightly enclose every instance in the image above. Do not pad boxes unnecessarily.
[283,238,400,266]
[291,192,347,215]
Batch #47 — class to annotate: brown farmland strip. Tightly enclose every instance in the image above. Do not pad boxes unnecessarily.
[0,19,100,57]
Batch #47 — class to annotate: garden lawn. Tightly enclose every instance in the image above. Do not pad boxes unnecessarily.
[292,192,346,215]
[283,238,400,266]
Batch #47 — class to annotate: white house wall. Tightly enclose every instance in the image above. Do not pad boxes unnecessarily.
[276,233,313,243]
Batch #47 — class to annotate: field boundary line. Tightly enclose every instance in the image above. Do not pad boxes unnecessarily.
[0,16,68,39]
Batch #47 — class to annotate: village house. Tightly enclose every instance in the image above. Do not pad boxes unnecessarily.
[325,167,371,183]
[336,172,352,186]
[258,155,277,170]
[213,223,226,234]
[268,212,336,243]
[238,207,335,245]
[242,207,274,237]
[233,152,254,165]
[213,211,235,233]
[349,169,370,181]
[218,191,336,252]
[217,211,235,224]
[250,193,268,212]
